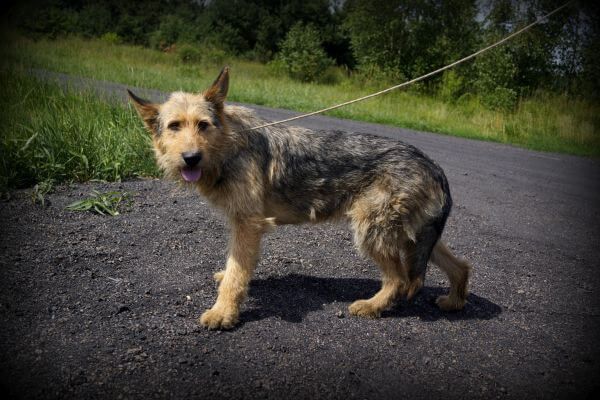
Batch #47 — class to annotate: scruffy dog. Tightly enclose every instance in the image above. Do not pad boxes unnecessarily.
[128,67,471,330]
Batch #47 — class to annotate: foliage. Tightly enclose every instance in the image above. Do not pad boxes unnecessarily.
[66,190,131,216]
[438,70,465,102]
[0,68,158,191]
[2,36,599,179]
[484,87,518,112]
[177,44,203,64]
[577,2,600,100]
[12,3,79,39]
[149,15,188,50]
[203,0,338,58]
[174,44,227,65]
[473,43,519,111]
[1,0,599,167]
[343,0,480,91]
[4,0,599,103]
[30,179,54,206]
[78,3,112,37]
[99,32,122,45]
[278,23,334,83]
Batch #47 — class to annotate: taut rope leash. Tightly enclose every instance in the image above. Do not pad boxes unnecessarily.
[239,0,573,133]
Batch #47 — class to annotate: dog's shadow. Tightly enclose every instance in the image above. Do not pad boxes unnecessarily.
[242,273,501,324]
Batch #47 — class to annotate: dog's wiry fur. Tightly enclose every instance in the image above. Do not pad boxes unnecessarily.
[129,67,471,329]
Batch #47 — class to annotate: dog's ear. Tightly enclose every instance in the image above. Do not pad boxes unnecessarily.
[203,66,229,107]
[127,90,160,135]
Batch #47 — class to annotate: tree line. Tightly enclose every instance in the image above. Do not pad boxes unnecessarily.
[6,0,600,108]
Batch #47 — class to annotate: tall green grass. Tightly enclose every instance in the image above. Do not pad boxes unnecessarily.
[0,68,158,190]
[1,35,599,159]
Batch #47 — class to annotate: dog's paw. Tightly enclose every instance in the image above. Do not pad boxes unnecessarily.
[199,307,238,330]
[436,295,466,311]
[348,300,381,318]
[405,277,424,300]
[213,270,225,283]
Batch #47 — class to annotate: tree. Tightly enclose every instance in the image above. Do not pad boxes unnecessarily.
[203,0,336,59]
[577,1,600,99]
[473,0,582,108]
[343,0,479,91]
[278,23,333,82]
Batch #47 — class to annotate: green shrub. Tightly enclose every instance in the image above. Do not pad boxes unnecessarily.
[351,63,405,87]
[204,24,249,55]
[455,92,480,117]
[266,57,287,77]
[203,46,227,65]
[474,44,519,111]
[149,15,186,50]
[482,87,518,112]
[99,32,122,45]
[277,23,333,83]
[78,3,112,37]
[319,66,346,85]
[17,6,79,38]
[439,70,465,102]
[175,44,227,65]
[177,44,202,64]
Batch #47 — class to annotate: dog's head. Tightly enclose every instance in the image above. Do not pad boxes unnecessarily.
[128,67,232,185]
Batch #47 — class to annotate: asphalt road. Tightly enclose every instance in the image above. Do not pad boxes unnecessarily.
[0,71,599,399]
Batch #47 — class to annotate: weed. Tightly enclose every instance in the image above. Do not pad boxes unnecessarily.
[66,190,131,216]
[30,179,54,206]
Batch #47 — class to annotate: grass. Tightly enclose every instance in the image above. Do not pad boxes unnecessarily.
[2,35,598,157]
[30,179,54,206]
[0,67,158,191]
[0,36,598,192]
[66,190,131,216]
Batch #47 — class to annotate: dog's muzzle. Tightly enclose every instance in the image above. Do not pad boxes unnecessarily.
[182,151,202,167]
[181,152,203,182]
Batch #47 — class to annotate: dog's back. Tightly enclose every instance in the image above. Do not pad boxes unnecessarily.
[226,106,451,230]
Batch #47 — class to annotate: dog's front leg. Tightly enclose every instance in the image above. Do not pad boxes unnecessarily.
[200,217,265,330]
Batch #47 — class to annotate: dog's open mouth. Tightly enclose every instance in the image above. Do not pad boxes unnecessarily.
[181,167,202,182]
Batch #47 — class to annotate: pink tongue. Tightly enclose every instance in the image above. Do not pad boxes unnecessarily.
[181,167,202,182]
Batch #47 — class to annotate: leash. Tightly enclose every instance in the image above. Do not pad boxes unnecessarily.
[239,1,574,133]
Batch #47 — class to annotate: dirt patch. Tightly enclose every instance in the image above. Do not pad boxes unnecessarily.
[0,178,598,399]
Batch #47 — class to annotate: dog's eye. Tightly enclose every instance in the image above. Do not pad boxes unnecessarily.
[197,120,210,131]
[167,121,181,131]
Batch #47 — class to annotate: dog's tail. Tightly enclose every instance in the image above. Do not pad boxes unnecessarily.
[430,240,471,311]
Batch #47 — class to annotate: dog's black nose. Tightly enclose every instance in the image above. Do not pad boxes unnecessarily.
[182,152,202,167]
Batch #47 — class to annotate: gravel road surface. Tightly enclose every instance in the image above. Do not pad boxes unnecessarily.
[1,71,599,399]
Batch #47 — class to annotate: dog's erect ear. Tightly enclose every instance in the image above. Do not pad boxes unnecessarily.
[127,90,160,135]
[203,66,229,107]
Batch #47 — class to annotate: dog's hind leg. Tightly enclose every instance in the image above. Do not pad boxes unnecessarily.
[200,217,267,330]
[348,253,407,318]
[347,192,409,318]
[403,223,441,301]
[430,240,471,311]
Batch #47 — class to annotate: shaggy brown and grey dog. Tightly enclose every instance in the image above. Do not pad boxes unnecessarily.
[128,67,471,330]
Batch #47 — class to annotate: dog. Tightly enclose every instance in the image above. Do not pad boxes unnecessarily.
[128,67,471,330]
